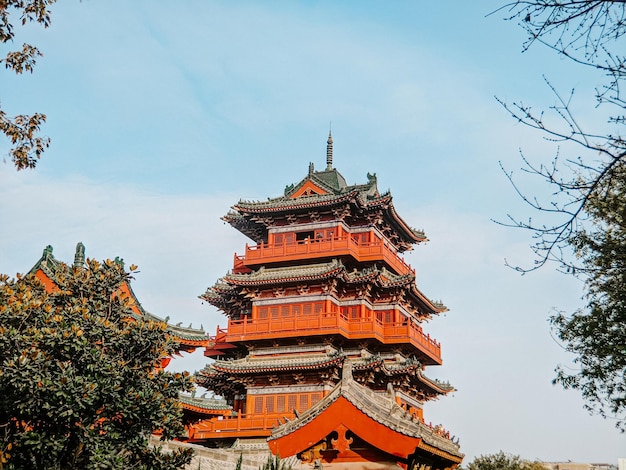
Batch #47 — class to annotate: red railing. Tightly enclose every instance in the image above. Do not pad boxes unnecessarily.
[222,311,441,364]
[188,412,292,440]
[234,236,415,276]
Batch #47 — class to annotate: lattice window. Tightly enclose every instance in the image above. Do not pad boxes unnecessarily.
[299,394,309,412]
[288,395,297,412]
[303,304,312,316]
[270,307,279,318]
[311,393,322,406]
[254,397,263,414]
[281,305,290,317]
[292,305,301,316]
[314,302,323,314]
[266,396,275,413]
[277,395,286,412]
[259,307,268,319]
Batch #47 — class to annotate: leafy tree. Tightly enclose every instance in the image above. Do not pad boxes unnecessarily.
[494,1,626,429]
[0,258,194,469]
[1,0,54,170]
[467,452,545,470]
[552,161,626,429]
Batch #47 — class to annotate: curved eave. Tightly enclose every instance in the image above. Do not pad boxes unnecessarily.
[233,191,356,214]
[225,266,344,287]
[386,202,428,245]
[268,395,462,464]
[354,361,453,395]
[410,284,447,314]
[180,402,231,416]
[211,355,344,375]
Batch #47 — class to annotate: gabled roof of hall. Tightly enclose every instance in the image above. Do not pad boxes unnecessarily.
[28,244,208,345]
[268,361,463,461]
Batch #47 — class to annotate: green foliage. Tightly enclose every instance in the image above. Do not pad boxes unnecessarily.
[552,163,626,430]
[0,259,194,469]
[1,0,54,169]
[466,452,544,470]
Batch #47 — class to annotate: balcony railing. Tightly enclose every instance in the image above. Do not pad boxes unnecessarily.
[233,236,415,276]
[187,412,291,440]
[217,311,441,365]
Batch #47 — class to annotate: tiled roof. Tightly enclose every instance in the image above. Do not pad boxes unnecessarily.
[269,361,462,458]
[353,356,454,394]
[225,166,425,249]
[203,261,445,314]
[29,244,207,343]
[224,259,344,285]
[200,352,345,375]
[178,393,232,411]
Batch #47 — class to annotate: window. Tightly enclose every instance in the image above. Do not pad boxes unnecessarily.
[259,307,268,319]
[277,396,286,412]
[254,397,263,414]
[299,394,309,411]
[296,231,314,242]
[266,396,275,413]
[274,233,295,245]
[288,395,297,412]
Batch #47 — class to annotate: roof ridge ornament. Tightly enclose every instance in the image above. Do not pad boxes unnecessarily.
[326,128,333,171]
[73,242,85,268]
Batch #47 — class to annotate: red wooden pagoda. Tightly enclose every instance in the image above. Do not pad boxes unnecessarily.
[192,133,463,469]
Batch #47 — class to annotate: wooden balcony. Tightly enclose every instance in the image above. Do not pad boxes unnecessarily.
[220,311,442,365]
[187,412,291,440]
[233,236,415,276]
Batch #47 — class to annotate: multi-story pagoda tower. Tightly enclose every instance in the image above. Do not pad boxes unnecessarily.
[192,134,463,470]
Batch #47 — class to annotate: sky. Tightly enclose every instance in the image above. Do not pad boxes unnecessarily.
[1,0,624,464]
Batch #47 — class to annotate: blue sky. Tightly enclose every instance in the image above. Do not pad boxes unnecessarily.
[1,0,624,463]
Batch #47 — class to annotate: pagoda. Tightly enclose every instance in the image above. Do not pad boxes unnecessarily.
[192,133,463,470]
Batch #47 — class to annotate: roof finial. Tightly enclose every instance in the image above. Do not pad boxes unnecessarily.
[326,125,333,171]
[73,242,85,268]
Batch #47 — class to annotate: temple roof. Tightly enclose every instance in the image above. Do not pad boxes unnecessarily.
[199,351,345,376]
[268,361,463,462]
[223,162,426,251]
[178,393,231,411]
[201,259,446,314]
[29,244,208,346]
[353,355,454,395]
